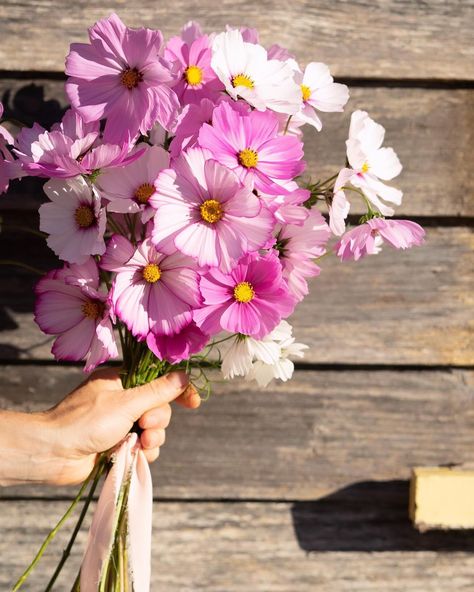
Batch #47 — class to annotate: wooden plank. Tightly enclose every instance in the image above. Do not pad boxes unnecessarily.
[1,366,473,500]
[0,226,472,365]
[0,1,473,79]
[1,80,474,217]
[1,498,474,591]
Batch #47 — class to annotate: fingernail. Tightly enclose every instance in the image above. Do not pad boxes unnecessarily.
[166,371,189,389]
[184,385,201,406]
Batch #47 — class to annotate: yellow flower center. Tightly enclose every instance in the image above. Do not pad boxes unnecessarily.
[74,205,95,228]
[185,65,203,86]
[301,84,311,102]
[134,182,155,204]
[81,300,103,320]
[234,281,255,303]
[200,199,223,224]
[361,162,370,173]
[142,263,161,283]
[120,67,142,89]
[238,148,258,169]
[231,73,254,89]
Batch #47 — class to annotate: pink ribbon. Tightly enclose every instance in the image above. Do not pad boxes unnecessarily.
[80,433,153,591]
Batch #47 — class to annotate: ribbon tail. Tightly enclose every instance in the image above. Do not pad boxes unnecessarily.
[127,446,153,592]
[80,434,137,592]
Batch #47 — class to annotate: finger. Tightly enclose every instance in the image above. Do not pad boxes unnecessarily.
[138,403,172,430]
[143,447,160,463]
[122,372,189,420]
[175,384,201,409]
[140,428,166,450]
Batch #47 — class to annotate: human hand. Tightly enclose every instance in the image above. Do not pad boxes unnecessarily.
[0,369,200,487]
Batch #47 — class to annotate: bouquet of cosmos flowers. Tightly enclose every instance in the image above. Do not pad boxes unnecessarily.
[1,13,425,591]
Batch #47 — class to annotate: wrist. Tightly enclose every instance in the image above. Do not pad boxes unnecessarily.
[0,409,81,486]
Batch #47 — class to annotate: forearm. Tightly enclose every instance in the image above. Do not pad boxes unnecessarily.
[0,409,65,486]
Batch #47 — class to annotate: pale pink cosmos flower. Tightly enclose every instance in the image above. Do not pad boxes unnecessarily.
[0,102,14,145]
[346,110,403,216]
[40,177,106,264]
[211,29,301,115]
[262,183,310,226]
[194,251,296,339]
[65,13,179,143]
[292,62,349,131]
[146,321,209,363]
[275,208,331,301]
[151,147,274,273]
[96,144,169,222]
[101,236,201,338]
[0,140,12,194]
[198,101,305,194]
[12,110,141,179]
[165,23,223,105]
[334,218,425,261]
[34,257,118,371]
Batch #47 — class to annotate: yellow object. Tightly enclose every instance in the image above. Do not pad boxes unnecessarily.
[410,467,474,530]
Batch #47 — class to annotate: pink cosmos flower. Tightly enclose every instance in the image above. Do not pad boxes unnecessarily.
[275,209,331,301]
[198,101,305,194]
[334,218,425,261]
[65,13,179,143]
[151,147,274,272]
[40,177,106,263]
[0,102,14,145]
[96,144,169,222]
[346,110,403,216]
[293,62,349,131]
[146,321,209,363]
[194,251,296,339]
[169,98,215,157]
[101,236,201,338]
[263,184,310,226]
[165,23,223,105]
[12,110,141,179]
[34,257,118,371]
[211,29,301,114]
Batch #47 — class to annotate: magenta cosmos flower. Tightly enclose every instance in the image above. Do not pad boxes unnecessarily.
[40,177,106,264]
[101,236,201,338]
[275,209,331,301]
[165,22,223,105]
[96,144,169,222]
[198,101,305,194]
[194,251,296,339]
[35,258,118,371]
[146,321,208,364]
[335,218,425,261]
[12,110,141,179]
[65,13,179,143]
[151,147,274,272]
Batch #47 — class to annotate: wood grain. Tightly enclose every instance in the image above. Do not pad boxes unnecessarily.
[1,225,472,365]
[2,498,474,591]
[1,365,473,500]
[0,1,473,79]
[1,79,474,217]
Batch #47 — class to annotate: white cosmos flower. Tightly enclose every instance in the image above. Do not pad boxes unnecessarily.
[211,29,301,115]
[346,110,403,216]
[221,321,308,387]
[292,62,349,131]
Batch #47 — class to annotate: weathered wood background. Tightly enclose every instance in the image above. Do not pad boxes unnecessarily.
[0,1,473,590]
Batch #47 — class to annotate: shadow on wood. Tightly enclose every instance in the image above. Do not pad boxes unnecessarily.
[291,480,474,552]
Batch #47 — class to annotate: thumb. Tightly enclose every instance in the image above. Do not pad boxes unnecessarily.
[119,371,190,421]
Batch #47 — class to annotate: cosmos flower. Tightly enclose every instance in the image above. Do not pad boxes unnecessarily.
[40,177,106,264]
[198,101,305,194]
[334,217,425,261]
[65,13,179,143]
[151,147,274,272]
[194,251,296,339]
[34,257,118,371]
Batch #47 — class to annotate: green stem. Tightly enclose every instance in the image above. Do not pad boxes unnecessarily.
[44,455,108,591]
[11,460,103,591]
[283,115,293,135]
[0,259,45,276]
